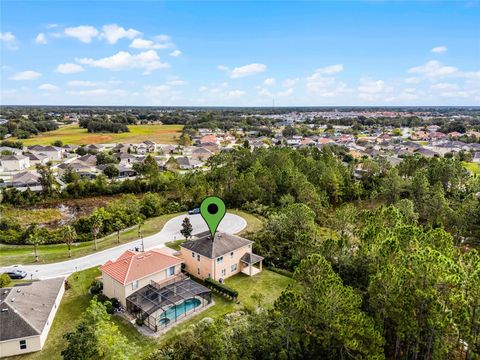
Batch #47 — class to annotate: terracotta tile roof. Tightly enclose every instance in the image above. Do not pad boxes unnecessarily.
[100,249,183,285]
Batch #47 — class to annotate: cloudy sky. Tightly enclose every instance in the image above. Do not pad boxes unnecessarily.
[1,1,479,106]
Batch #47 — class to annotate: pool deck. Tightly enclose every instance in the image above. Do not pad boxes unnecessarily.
[120,299,216,338]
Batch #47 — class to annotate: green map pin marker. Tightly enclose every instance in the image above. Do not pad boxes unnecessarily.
[200,196,226,239]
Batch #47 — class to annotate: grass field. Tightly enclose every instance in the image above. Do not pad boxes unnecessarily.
[17,124,183,146]
[12,267,293,360]
[0,213,181,266]
[0,207,63,226]
[463,161,480,175]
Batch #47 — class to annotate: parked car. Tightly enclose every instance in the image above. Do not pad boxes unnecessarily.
[188,208,200,215]
[6,269,27,279]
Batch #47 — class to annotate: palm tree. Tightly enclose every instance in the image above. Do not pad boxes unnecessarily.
[27,225,44,262]
[62,225,77,258]
[113,220,124,244]
[136,216,145,251]
[91,215,103,251]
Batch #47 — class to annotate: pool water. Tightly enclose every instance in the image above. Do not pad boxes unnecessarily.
[158,298,201,325]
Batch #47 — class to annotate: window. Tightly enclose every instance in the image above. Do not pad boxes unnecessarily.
[230,251,234,258]
[231,264,237,272]
[197,254,200,261]
[167,266,175,277]
[192,252,195,258]
[132,280,139,290]
[248,244,251,249]
[221,269,226,276]
[197,268,200,275]
[216,256,223,264]
[19,340,26,350]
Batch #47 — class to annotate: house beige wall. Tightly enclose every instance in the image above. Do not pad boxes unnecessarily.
[180,244,252,281]
[0,335,42,358]
[0,281,64,358]
[102,263,182,307]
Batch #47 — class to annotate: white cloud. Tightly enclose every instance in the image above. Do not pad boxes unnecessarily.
[408,60,458,78]
[431,45,447,54]
[259,88,273,97]
[169,49,182,57]
[357,78,394,101]
[263,77,276,86]
[405,77,421,84]
[282,78,300,87]
[198,86,208,92]
[46,24,60,29]
[67,80,99,87]
[129,38,173,50]
[430,83,459,91]
[0,32,19,50]
[308,64,344,82]
[228,90,246,97]
[220,63,266,78]
[144,85,171,96]
[35,33,47,44]
[100,24,140,44]
[56,63,85,74]
[64,25,99,43]
[10,71,41,80]
[166,76,186,86]
[76,50,169,74]
[277,88,294,97]
[39,83,59,91]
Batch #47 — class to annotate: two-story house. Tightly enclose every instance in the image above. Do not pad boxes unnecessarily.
[180,231,263,281]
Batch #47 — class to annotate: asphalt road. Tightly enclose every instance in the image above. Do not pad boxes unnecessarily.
[1,212,246,280]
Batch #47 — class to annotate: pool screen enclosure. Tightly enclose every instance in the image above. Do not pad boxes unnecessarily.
[126,275,212,332]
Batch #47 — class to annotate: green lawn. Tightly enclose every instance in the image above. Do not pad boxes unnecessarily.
[17,124,183,146]
[463,161,480,175]
[0,213,181,266]
[11,267,293,359]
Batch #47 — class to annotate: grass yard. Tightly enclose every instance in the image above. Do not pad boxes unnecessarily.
[463,161,480,175]
[17,124,183,146]
[12,267,293,359]
[0,213,181,266]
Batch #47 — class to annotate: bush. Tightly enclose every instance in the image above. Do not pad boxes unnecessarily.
[90,280,103,294]
[110,298,121,310]
[0,273,11,288]
[204,277,238,300]
[136,318,144,326]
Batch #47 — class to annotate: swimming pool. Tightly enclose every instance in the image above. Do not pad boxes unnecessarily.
[158,298,201,325]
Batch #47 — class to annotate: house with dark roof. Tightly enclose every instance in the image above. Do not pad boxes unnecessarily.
[0,278,65,357]
[180,231,263,281]
[0,154,30,171]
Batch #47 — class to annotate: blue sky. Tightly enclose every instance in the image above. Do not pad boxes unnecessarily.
[1,1,479,106]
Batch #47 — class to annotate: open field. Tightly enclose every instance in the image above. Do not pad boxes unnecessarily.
[17,124,183,146]
[11,268,292,360]
[0,213,181,266]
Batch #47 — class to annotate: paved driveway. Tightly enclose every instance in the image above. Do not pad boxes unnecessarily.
[1,213,246,280]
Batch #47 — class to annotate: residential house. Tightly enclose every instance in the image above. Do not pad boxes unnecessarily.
[27,153,49,166]
[415,148,439,158]
[200,134,218,145]
[180,231,263,281]
[0,146,22,156]
[101,249,184,307]
[27,146,65,161]
[117,153,137,167]
[0,278,65,357]
[176,156,203,170]
[135,141,156,154]
[191,148,213,161]
[10,171,41,187]
[0,155,30,171]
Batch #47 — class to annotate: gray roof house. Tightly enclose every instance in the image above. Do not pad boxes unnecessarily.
[0,278,65,357]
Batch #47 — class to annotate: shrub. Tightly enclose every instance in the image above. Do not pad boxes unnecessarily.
[0,273,11,288]
[204,277,238,300]
[90,280,103,294]
[136,318,144,326]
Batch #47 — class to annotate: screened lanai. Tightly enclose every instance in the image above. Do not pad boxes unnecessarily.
[126,275,212,332]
